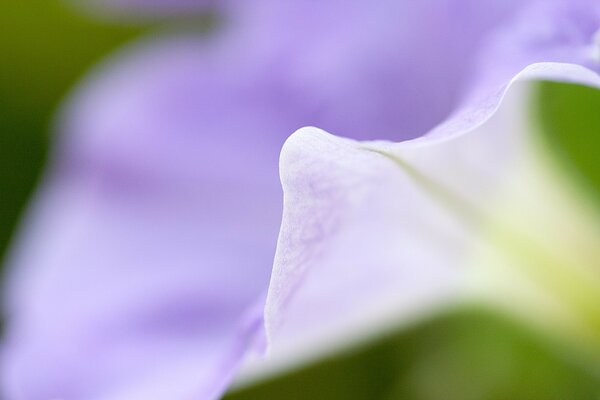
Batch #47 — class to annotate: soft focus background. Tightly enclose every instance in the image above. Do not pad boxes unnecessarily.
[3,2,600,399]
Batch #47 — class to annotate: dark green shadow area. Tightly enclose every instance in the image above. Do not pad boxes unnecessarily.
[225,307,600,400]
[0,1,142,261]
[535,81,600,210]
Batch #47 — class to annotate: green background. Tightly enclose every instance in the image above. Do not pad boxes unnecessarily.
[2,2,600,399]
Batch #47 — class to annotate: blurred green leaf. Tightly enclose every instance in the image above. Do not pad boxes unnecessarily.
[536,81,600,209]
[226,307,600,400]
[0,1,141,260]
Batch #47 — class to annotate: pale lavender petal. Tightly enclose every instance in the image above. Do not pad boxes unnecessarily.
[257,63,600,381]
[0,9,484,394]
[1,36,285,400]
[418,0,600,142]
[6,0,600,397]
[230,0,525,141]
[253,0,600,381]
[2,2,535,396]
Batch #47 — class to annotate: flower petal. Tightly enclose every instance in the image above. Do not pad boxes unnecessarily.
[6,0,600,397]
[3,2,520,392]
[252,65,600,383]
[1,36,285,400]
[248,2,600,379]
[234,0,524,141]
[3,2,538,396]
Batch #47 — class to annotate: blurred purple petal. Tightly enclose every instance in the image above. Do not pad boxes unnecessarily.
[1,36,283,399]
[4,0,600,398]
[260,0,600,379]
[233,0,523,141]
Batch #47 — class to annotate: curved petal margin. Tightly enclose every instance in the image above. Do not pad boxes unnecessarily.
[245,63,600,383]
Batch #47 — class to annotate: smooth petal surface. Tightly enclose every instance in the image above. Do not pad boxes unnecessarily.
[2,1,533,398]
[255,0,600,377]
[0,36,287,400]
[258,63,600,382]
[229,0,524,141]
[5,0,600,398]
[255,2,600,378]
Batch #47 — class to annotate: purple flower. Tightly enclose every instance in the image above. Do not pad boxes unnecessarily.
[2,0,600,399]
[263,0,600,376]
